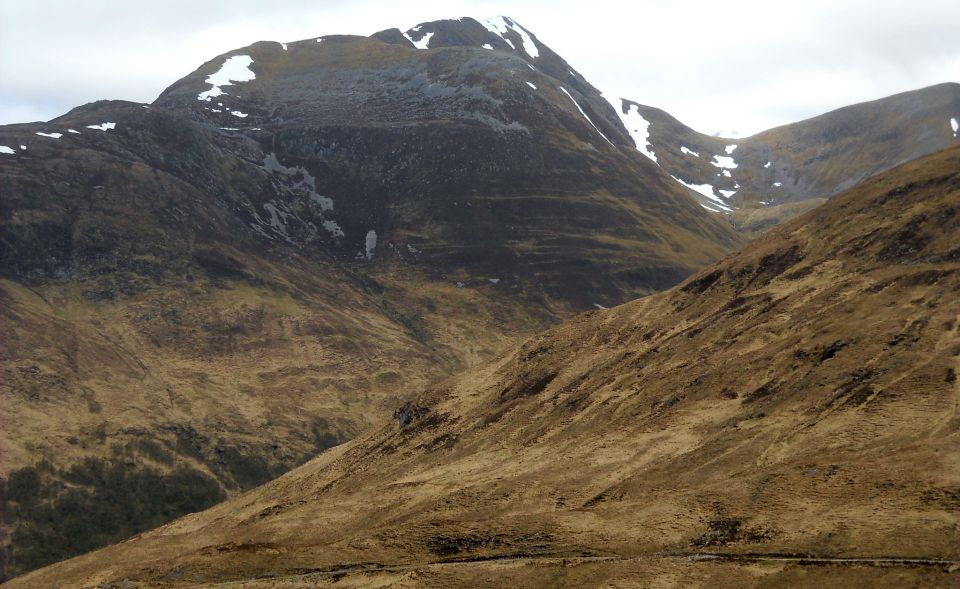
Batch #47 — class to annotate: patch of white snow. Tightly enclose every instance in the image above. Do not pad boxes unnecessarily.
[681,146,699,157]
[763,161,772,168]
[670,175,732,212]
[68,129,80,134]
[488,278,501,284]
[86,122,116,131]
[526,82,537,90]
[725,144,738,154]
[710,154,738,169]
[198,55,256,102]
[230,110,248,118]
[36,132,62,139]
[609,99,657,163]
[952,117,959,136]
[773,182,783,187]
[481,16,538,57]
[403,29,434,50]
[482,43,494,50]
[0,145,14,154]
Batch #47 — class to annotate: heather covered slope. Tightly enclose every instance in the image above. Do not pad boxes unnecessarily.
[622,83,960,230]
[14,145,960,588]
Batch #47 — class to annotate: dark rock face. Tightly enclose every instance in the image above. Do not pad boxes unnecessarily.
[144,27,742,306]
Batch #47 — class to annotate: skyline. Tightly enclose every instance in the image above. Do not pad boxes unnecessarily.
[2,0,959,135]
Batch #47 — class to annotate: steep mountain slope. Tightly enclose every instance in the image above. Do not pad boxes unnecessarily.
[616,83,960,231]
[0,17,743,578]
[15,144,960,588]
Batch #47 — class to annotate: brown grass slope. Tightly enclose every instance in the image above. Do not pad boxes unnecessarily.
[11,151,960,588]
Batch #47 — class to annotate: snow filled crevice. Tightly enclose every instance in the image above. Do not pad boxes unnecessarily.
[670,175,733,212]
[681,146,699,157]
[559,87,614,146]
[481,16,539,58]
[198,55,256,102]
[610,99,657,163]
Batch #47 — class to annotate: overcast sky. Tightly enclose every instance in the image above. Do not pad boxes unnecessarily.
[2,0,959,135]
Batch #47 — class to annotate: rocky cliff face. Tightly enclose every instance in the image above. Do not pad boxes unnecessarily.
[0,17,743,578]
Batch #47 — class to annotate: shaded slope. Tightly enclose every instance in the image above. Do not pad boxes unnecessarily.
[14,145,960,587]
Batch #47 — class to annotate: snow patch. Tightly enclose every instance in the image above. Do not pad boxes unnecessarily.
[219,127,241,131]
[482,43,494,50]
[280,42,288,51]
[0,145,14,154]
[198,55,256,102]
[681,146,699,157]
[610,99,657,163]
[481,16,539,58]
[403,28,434,50]
[488,278,501,284]
[560,87,613,146]
[365,230,378,259]
[526,81,538,90]
[773,182,783,187]
[763,161,771,168]
[86,122,116,131]
[725,144,738,154]
[670,175,732,212]
[230,110,248,118]
[593,303,607,310]
[710,154,738,169]
[68,129,80,134]
[952,117,959,136]
[719,189,737,198]
[36,132,62,139]
[19,145,26,150]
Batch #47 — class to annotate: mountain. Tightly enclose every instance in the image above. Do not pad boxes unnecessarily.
[0,17,743,577]
[614,83,960,233]
[12,143,959,587]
